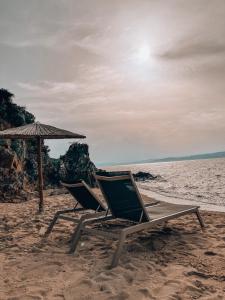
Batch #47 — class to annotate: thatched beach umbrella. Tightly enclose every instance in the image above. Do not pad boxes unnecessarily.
[0,122,86,212]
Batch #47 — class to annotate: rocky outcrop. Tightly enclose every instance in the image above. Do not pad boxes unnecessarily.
[0,89,98,201]
[0,89,35,128]
[0,90,35,201]
[59,143,97,186]
[133,171,157,181]
[0,145,20,170]
[0,89,59,201]
[0,142,31,202]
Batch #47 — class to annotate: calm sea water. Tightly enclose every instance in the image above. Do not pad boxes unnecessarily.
[107,158,225,208]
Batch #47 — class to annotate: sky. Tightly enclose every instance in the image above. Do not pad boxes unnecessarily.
[0,0,225,164]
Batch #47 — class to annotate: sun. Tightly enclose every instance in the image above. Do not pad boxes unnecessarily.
[136,45,151,63]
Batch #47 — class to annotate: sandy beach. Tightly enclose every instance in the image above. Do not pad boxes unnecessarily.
[1,190,225,300]
[1,0,225,299]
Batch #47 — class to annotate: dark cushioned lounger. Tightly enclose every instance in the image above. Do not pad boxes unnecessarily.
[69,171,205,268]
[44,180,107,252]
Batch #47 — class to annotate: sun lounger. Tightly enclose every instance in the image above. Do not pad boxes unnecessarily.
[70,171,205,268]
[44,180,108,250]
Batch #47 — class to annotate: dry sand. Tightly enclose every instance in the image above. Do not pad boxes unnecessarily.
[1,190,225,300]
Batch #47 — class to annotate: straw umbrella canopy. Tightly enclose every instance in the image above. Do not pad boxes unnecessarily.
[0,122,86,212]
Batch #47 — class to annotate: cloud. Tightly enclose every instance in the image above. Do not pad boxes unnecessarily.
[1,0,225,162]
[0,22,101,53]
[159,38,225,60]
[17,81,78,95]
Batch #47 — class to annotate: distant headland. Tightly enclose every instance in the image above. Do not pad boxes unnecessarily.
[98,151,225,167]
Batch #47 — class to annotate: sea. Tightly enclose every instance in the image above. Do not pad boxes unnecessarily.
[106,157,225,212]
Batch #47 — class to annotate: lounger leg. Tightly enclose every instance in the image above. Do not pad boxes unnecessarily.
[195,209,205,229]
[69,220,84,254]
[69,216,115,254]
[111,231,126,268]
[44,213,60,237]
[44,208,79,237]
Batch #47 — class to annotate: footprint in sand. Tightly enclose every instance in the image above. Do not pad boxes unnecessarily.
[52,294,65,300]
[95,272,115,282]
[184,282,217,299]
[79,278,95,287]
[138,287,155,299]
[108,291,130,300]
[152,279,183,299]
[7,296,43,300]
[123,271,134,284]
[20,261,64,281]
[98,282,113,294]
[123,262,138,271]
[204,251,217,256]
[215,224,225,228]
[63,278,98,300]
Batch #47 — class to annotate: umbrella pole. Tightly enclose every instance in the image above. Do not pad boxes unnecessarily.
[37,137,44,213]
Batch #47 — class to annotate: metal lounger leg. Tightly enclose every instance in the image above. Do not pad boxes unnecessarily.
[44,213,60,237]
[69,220,84,254]
[195,209,205,229]
[44,208,81,237]
[111,231,126,268]
[69,215,113,253]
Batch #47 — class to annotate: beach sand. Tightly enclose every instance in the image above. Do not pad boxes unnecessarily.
[1,190,225,300]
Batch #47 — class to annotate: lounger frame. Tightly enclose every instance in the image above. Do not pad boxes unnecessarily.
[44,180,108,252]
[70,172,205,268]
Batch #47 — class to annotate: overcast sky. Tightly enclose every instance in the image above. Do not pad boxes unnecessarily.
[1,0,225,164]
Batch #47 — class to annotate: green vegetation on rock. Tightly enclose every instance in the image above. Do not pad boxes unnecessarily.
[0,89,97,202]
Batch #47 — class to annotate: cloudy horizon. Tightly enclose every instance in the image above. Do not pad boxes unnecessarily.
[1,0,225,164]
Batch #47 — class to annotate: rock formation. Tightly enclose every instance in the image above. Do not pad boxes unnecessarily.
[133,171,157,181]
[0,89,98,202]
[59,143,97,186]
[0,89,35,201]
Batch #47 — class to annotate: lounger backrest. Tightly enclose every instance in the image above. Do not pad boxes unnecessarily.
[61,181,105,212]
[95,171,149,222]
